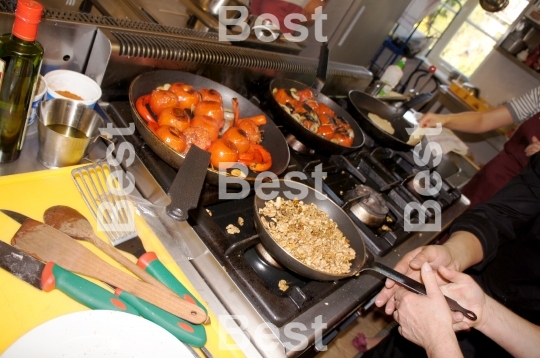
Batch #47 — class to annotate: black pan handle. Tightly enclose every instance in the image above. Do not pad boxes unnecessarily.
[362,261,477,321]
[166,145,211,221]
[403,92,433,111]
[312,42,329,92]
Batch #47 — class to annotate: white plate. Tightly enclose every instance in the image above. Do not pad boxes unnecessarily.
[2,310,192,358]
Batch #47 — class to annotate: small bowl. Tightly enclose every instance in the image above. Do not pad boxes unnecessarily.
[43,70,101,108]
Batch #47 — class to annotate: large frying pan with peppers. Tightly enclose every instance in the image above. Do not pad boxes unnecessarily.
[267,44,365,155]
[129,70,290,186]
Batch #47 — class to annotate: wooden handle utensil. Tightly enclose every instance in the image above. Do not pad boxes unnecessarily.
[43,206,170,291]
[12,219,209,325]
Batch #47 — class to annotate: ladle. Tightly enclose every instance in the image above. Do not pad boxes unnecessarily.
[43,205,169,291]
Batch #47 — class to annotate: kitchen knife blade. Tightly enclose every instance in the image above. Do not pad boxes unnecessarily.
[0,240,139,315]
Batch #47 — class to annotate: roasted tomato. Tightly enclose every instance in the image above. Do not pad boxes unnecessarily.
[169,82,200,111]
[199,88,222,104]
[239,143,272,172]
[332,132,353,147]
[317,103,335,118]
[149,89,178,116]
[191,115,220,142]
[136,94,156,124]
[155,126,186,153]
[157,107,190,132]
[304,99,319,112]
[295,88,314,102]
[194,101,224,128]
[316,125,334,140]
[273,88,298,107]
[237,119,261,144]
[208,139,239,170]
[222,127,251,154]
[183,126,212,151]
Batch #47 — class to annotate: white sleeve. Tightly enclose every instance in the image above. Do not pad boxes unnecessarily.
[504,86,540,124]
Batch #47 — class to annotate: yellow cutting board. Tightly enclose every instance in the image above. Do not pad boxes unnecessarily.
[0,166,245,358]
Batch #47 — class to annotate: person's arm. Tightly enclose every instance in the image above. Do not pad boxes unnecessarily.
[419,106,513,133]
[393,263,463,358]
[418,266,540,358]
[479,296,540,358]
[375,231,483,314]
[377,154,540,312]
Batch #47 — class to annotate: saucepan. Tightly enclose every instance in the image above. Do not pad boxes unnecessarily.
[252,180,477,320]
[347,90,431,152]
[129,70,290,186]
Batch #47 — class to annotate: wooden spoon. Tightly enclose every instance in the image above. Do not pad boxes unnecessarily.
[12,218,209,325]
[43,205,168,291]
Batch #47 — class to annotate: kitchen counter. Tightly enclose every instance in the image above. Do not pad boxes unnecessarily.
[0,110,260,357]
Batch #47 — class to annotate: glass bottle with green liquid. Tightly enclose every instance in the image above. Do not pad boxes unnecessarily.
[0,0,44,163]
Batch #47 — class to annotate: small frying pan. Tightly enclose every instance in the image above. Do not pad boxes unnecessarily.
[253,180,477,320]
[267,44,365,155]
[348,90,431,152]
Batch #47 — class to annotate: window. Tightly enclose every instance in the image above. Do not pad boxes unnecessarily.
[423,0,529,77]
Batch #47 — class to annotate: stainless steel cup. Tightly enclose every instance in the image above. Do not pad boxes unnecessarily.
[37,99,105,168]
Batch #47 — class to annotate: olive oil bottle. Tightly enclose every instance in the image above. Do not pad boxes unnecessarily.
[0,0,44,163]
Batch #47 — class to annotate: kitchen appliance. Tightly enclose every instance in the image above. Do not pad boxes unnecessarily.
[0,5,471,356]
[104,95,467,355]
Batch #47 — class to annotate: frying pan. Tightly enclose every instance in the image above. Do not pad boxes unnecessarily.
[347,90,432,152]
[129,70,290,186]
[266,43,365,155]
[267,79,365,154]
[253,180,477,320]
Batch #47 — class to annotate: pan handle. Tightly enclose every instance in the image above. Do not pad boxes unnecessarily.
[312,42,329,92]
[363,261,477,321]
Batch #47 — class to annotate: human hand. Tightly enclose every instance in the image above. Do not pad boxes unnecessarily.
[436,266,487,331]
[525,136,540,157]
[375,245,456,315]
[419,113,448,128]
[393,263,456,351]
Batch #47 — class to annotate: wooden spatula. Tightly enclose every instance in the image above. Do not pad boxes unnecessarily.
[12,218,209,325]
[43,205,169,291]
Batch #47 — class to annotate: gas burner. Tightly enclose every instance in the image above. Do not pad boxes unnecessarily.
[254,243,284,270]
[343,185,389,227]
[286,134,315,156]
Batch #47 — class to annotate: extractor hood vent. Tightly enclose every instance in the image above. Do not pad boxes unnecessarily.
[111,30,346,75]
[112,31,307,72]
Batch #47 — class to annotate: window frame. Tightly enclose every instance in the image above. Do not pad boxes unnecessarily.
[425,0,529,78]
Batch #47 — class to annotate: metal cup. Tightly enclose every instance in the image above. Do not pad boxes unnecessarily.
[37,99,105,168]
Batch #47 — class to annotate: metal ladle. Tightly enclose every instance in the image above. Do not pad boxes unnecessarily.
[480,0,509,12]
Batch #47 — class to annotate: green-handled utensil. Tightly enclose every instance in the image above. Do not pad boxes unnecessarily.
[0,240,139,315]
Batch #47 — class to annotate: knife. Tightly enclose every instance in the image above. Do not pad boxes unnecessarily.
[1,209,208,348]
[0,240,139,315]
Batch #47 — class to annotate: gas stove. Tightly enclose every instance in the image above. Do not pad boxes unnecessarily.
[105,98,469,357]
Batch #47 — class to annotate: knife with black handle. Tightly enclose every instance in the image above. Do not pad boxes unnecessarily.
[0,241,139,315]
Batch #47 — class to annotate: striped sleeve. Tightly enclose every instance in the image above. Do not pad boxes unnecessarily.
[504,86,540,124]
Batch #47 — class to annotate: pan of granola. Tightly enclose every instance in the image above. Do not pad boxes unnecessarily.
[251,180,479,320]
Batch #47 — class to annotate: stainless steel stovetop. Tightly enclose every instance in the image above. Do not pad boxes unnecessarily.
[103,99,470,357]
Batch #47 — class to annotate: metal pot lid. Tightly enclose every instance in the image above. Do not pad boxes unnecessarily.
[346,185,389,217]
